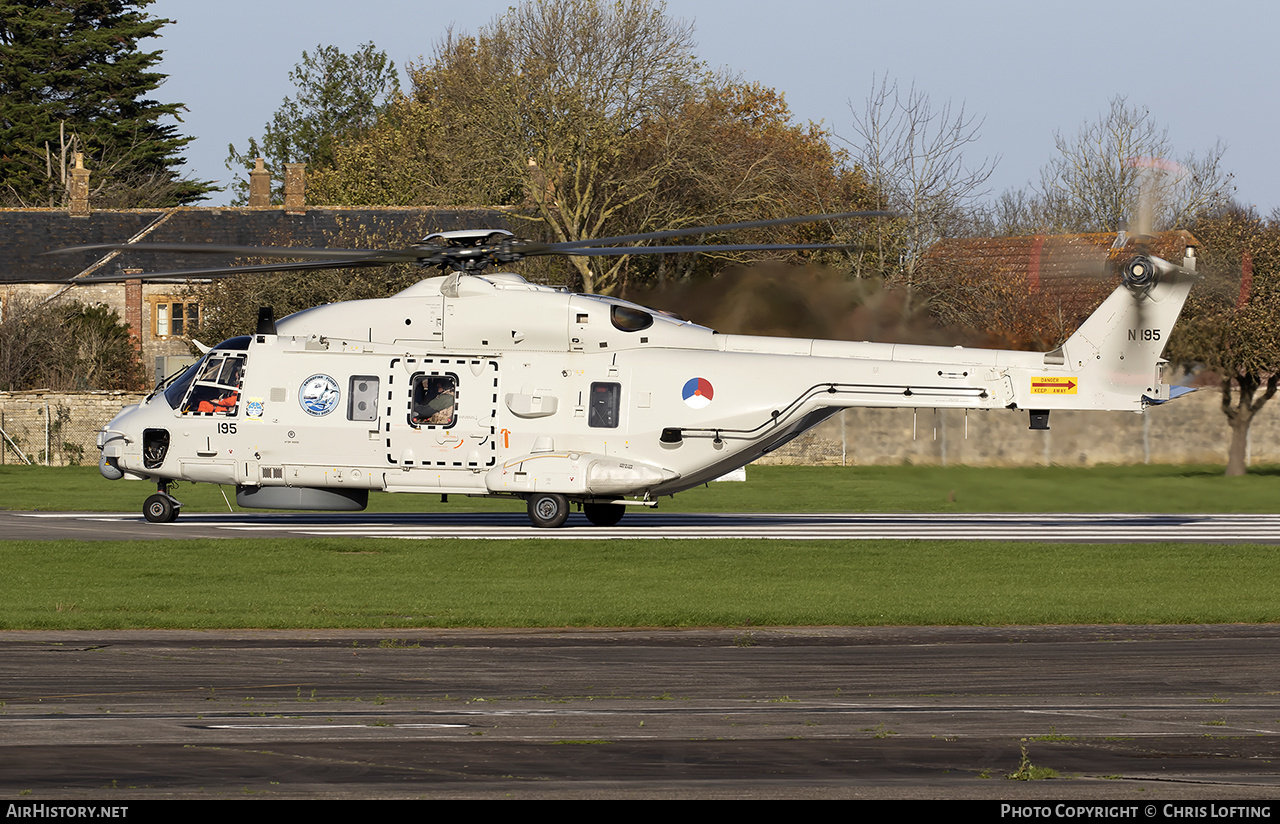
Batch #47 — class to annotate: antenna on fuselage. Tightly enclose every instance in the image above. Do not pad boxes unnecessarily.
[256,306,277,335]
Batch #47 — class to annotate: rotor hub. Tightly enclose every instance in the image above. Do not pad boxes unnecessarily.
[1122,255,1158,295]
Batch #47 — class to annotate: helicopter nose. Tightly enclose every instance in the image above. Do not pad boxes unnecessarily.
[99,453,124,480]
[97,419,132,480]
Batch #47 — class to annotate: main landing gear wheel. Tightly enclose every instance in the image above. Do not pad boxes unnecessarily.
[143,494,179,523]
[527,493,569,528]
[583,502,625,527]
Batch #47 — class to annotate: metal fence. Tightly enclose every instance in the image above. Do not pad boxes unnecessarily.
[0,392,144,467]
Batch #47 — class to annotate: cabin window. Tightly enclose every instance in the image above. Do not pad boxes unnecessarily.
[410,373,458,427]
[588,382,621,428]
[348,376,380,422]
[610,304,653,332]
[181,353,245,416]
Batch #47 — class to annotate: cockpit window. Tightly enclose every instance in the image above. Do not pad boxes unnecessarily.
[181,352,246,416]
[610,304,653,332]
[217,358,242,385]
[160,342,252,410]
[162,358,204,409]
[198,358,223,382]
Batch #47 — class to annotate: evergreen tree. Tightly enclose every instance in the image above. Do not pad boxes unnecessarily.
[0,0,215,207]
[225,42,399,205]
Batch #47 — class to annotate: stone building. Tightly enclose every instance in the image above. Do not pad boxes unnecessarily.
[0,160,515,385]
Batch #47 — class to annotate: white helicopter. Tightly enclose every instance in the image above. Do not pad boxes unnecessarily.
[59,212,1200,527]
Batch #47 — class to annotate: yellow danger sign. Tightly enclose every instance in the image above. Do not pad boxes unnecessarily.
[1031,377,1078,395]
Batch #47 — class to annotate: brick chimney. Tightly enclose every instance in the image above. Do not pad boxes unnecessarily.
[248,157,270,207]
[283,162,306,213]
[68,152,90,217]
[124,270,143,352]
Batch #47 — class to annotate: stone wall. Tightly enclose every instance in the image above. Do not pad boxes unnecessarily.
[2,388,1272,469]
[0,390,144,466]
[756,389,1278,467]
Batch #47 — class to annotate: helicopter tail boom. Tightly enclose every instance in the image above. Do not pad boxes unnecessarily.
[651,255,1199,464]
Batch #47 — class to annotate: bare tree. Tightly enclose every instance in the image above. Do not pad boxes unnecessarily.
[1035,96,1233,233]
[0,120,211,210]
[846,76,998,279]
[312,2,872,293]
[0,294,64,390]
[414,0,700,294]
[1167,204,1280,476]
[972,186,1077,237]
[0,297,142,391]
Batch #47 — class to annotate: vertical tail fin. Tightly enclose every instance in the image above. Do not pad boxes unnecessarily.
[1060,253,1200,405]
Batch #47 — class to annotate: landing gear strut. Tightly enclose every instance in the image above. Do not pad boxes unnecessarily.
[143,482,182,523]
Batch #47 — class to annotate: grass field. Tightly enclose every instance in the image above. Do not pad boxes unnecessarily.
[2,463,1277,630]
[4,537,1279,630]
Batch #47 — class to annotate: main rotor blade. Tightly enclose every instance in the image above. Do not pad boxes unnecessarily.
[560,242,864,256]
[548,210,894,251]
[46,211,892,280]
[46,242,420,263]
[72,256,411,283]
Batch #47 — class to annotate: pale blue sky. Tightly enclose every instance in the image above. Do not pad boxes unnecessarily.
[148,0,1280,213]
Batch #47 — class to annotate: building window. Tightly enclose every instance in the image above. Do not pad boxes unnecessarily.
[152,298,199,338]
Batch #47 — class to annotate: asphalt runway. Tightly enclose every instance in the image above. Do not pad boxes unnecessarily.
[5,511,1279,799]
[7,509,1280,542]
[3,626,1280,800]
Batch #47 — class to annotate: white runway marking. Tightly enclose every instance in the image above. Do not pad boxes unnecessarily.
[17,511,1280,542]
[205,723,469,729]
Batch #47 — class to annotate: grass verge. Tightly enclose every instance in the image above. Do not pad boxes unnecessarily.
[2,537,1278,629]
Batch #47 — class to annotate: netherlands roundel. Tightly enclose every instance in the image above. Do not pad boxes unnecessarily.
[682,377,714,409]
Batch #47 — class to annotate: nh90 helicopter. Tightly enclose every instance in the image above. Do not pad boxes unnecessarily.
[57,212,1201,527]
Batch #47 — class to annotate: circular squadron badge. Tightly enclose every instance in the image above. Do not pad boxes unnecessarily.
[299,374,340,417]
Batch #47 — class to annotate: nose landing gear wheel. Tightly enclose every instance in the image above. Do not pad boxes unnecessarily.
[143,494,179,523]
[527,493,569,528]
[583,502,625,527]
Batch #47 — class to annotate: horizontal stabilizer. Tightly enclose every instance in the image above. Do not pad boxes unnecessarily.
[1144,384,1201,406]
